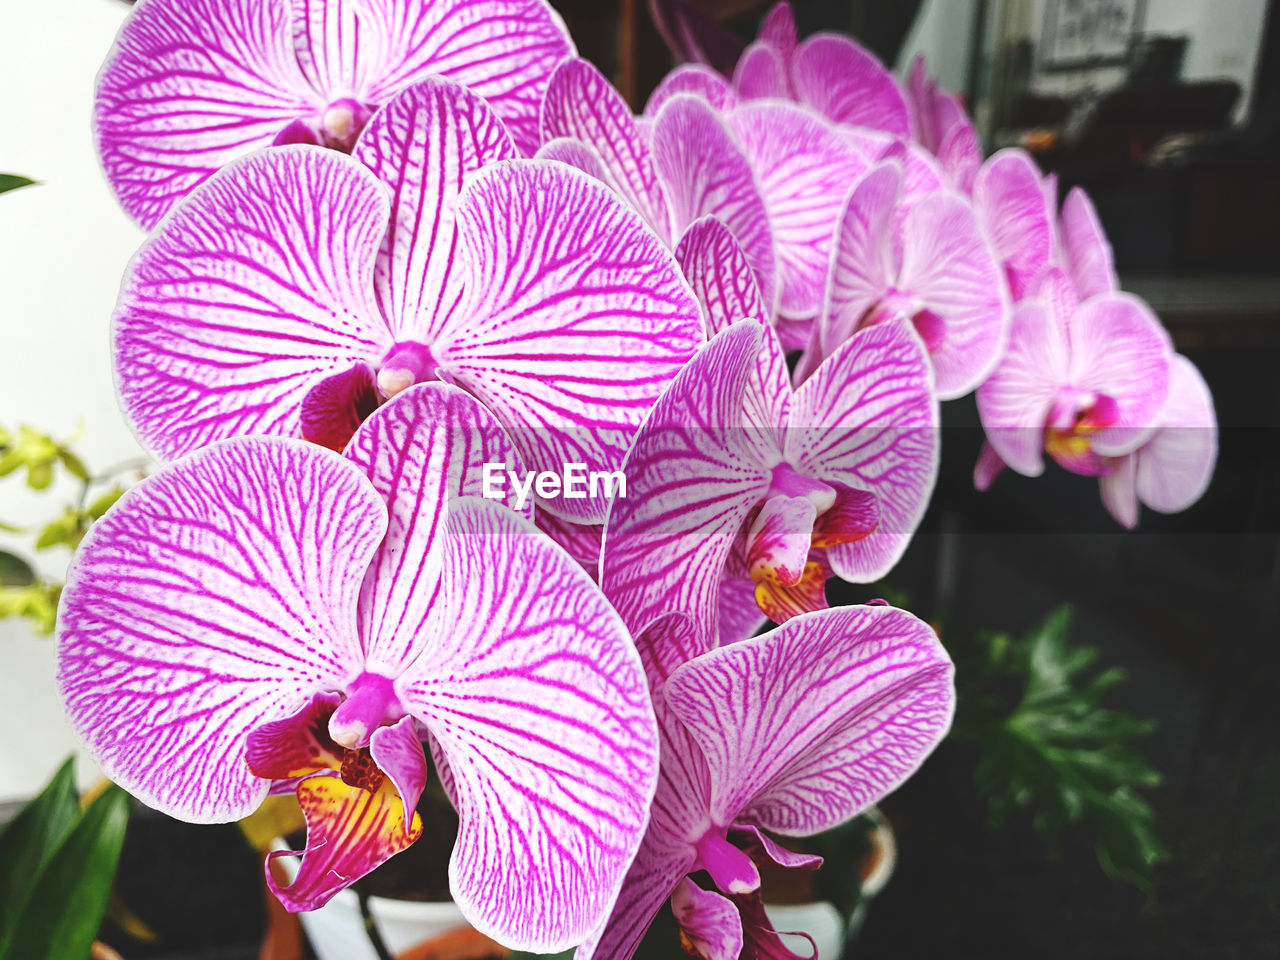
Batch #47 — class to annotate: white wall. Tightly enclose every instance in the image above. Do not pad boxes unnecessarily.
[0,0,144,800]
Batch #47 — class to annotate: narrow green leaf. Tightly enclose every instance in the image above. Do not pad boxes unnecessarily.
[0,175,37,196]
[0,785,130,960]
[0,758,80,931]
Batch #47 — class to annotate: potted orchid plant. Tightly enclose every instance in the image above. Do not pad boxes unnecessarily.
[0,0,1218,957]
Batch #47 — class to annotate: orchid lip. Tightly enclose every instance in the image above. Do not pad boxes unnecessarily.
[377,341,439,398]
[767,462,836,513]
[329,672,406,749]
[319,98,374,152]
[692,829,761,896]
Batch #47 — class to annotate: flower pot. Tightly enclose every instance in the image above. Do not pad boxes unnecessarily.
[269,840,481,960]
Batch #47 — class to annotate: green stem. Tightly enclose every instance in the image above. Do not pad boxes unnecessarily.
[356,885,395,960]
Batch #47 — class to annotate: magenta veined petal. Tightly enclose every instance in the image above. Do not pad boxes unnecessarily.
[438,159,704,523]
[535,136,611,182]
[348,0,575,156]
[789,33,911,138]
[898,190,1010,399]
[400,495,658,952]
[541,57,674,241]
[817,160,901,360]
[788,320,939,583]
[650,94,779,315]
[1102,353,1217,526]
[975,298,1070,477]
[95,0,318,229]
[674,217,791,442]
[343,382,529,674]
[600,322,770,642]
[113,146,392,463]
[95,0,572,227]
[1065,293,1173,456]
[665,604,955,836]
[733,41,791,100]
[671,880,744,960]
[352,77,517,343]
[1059,187,1117,301]
[728,101,876,319]
[645,63,740,118]
[57,438,385,823]
[973,149,1055,301]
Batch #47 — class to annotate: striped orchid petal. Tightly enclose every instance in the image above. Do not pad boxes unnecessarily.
[731,2,907,138]
[727,101,875,320]
[788,34,911,138]
[666,604,954,836]
[113,147,393,464]
[650,95,779,315]
[540,60,777,310]
[352,77,517,343]
[542,57,673,241]
[1059,187,1117,300]
[57,438,384,824]
[343,382,529,674]
[1100,354,1217,527]
[897,189,1010,398]
[672,880,744,960]
[96,0,573,226]
[644,64,739,118]
[674,217,790,441]
[402,495,658,951]
[788,319,939,583]
[973,149,1055,301]
[601,323,770,641]
[438,159,704,523]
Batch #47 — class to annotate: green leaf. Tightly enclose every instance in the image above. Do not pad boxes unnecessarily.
[0,175,37,196]
[86,486,126,521]
[0,550,35,587]
[34,507,85,551]
[0,758,80,933]
[955,605,1168,892]
[0,785,131,960]
[0,582,62,634]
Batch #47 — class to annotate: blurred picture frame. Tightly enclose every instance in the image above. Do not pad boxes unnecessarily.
[1041,0,1145,70]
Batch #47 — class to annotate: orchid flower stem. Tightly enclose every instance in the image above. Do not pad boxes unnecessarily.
[356,884,395,960]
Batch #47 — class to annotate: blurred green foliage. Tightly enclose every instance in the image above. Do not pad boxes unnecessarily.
[0,758,131,960]
[954,605,1168,892]
[0,425,137,634]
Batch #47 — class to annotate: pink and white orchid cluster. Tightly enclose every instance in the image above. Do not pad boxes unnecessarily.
[51,0,1215,956]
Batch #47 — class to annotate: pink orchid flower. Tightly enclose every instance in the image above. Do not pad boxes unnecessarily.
[538,56,779,316]
[96,0,574,227]
[642,65,944,343]
[905,56,981,194]
[731,1,912,140]
[976,265,1173,484]
[802,158,1009,400]
[602,288,937,647]
[973,182,1216,524]
[1099,354,1218,528]
[57,384,658,949]
[579,606,953,960]
[113,76,703,524]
